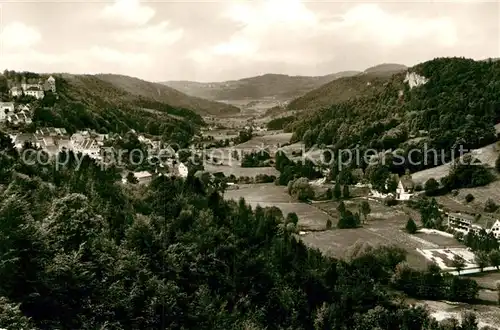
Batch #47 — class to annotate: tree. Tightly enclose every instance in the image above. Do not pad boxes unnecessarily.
[285,212,299,227]
[496,153,500,173]
[465,193,474,203]
[337,210,360,229]
[333,181,342,199]
[452,254,466,275]
[406,218,418,234]
[126,172,138,184]
[424,178,439,196]
[386,175,398,193]
[326,219,332,230]
[484,199,498,213]
[474,251,489,272]
[337,201,346,215]
[488,250,500,270]
[342,185,350,199]
[325,188,333,200]
[359,201,371,224]
[289,177,314,201]
[460,311,478,330]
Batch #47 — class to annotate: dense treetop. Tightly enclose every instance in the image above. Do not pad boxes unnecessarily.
[288,58,500,175]
[0,131,487,329]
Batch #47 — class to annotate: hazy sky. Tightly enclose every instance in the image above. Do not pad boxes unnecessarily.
[0,0,498,82]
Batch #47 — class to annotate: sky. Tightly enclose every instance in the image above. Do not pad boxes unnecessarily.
[0,0,499,82]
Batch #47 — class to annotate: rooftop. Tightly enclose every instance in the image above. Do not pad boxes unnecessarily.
[448,212,475,221]
[134,171,152,179]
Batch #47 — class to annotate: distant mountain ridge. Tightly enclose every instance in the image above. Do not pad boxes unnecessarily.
[162,71,361,101]
[93,74,240,116]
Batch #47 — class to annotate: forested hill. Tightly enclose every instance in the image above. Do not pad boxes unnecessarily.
[0,134,486,329]
[288,57,500,172]
[286,71,395,110]
[95,74,240,116]
[287,63,407,110]
[26,73,207,143]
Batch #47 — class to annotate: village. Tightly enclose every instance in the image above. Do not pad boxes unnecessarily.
[0,75,190,185]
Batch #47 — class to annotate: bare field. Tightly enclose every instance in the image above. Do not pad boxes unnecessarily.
[204,164,279,177]
[223,183,331,230]
[446,180,500,212]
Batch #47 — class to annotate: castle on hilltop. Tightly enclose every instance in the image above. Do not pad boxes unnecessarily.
[9,75,56,99]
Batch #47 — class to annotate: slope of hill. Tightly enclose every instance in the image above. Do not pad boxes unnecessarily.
[288,57,500,175]
[96,74,240,116]
[286,72,394,110]
[31,73,210,142]
[162,71,360,101]
[287,64,407,111]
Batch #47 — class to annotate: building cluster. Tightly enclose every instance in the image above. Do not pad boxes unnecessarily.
[9,76,56,99]
[7,128,188,184]
[0,102,33,125]
[370,176,416,201]
[446,212,500,240]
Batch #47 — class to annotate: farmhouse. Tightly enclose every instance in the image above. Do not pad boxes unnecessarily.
[447,212,475,234]
[447,212,500,239]
[395,177,415,201]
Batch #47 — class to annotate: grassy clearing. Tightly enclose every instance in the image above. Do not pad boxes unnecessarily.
[204,164,279,177]
[464,271,500,290]
[223,183,331,231]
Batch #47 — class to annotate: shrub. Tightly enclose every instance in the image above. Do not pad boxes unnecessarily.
[465,194,475,203]
[484,198,498,213]
[424,178,440,196]
[406,218,418,234]
[384,196,398,206]
[414,184,423,192]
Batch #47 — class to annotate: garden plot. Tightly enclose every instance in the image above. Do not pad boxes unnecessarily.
[417,248,476,271]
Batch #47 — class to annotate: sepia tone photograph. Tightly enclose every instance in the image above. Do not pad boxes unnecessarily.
[1,0,500,328]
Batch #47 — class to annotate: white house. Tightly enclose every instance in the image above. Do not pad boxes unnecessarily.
[447,212,500,240]
[395,178,415,201]
[0,102,15,121]
[176,162,189,178]
[489,220,500,239]
[24,86,44,99]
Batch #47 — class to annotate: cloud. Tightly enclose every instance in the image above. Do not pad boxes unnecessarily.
[1,22,42,50]
[111,21,184,46]
[2,46,150,74]
[100,0,155,26]
[335,4,458,47]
